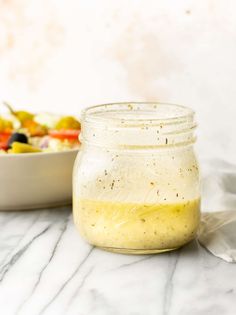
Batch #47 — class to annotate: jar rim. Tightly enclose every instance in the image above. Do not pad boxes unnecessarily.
[81,102,196,148]
[82,102,195,127]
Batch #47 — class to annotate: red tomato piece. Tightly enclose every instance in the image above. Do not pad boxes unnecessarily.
[49,129,80,141]
[0,142,8,150]
[0,131,12,143]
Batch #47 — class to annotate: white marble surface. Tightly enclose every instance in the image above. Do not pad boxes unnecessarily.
[0,203,235,315]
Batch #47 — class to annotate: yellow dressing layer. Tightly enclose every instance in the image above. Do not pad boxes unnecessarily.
[73,198,200,251]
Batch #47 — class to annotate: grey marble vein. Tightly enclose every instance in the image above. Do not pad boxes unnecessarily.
[66,266,94,309]
[38,246,94,315]
[16,214,70,314]
[84,289,119,315]
[111,255,154,270]
[0,224,51,283]
[0,214,40,268]
[163,252,180,315]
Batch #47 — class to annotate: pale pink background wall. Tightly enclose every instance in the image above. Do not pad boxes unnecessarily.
[0,0,235,161]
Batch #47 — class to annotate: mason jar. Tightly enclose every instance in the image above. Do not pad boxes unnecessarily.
[73,102,201,254]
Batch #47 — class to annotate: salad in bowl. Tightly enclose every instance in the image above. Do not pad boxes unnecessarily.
[0,102,81,210]
[0,102,81,154]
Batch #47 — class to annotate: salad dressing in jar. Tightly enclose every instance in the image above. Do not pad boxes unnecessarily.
[73,103,200,254]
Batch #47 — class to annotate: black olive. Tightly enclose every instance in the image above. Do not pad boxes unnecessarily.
[7,132,28,148]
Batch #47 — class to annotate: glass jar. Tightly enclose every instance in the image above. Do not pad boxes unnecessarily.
[73,102,200,254]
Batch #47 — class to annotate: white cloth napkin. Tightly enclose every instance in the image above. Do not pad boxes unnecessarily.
[197,159,236,263]
[198,211,236,262]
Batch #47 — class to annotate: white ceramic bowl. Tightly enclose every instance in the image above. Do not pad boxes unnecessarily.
[0,149,78,210]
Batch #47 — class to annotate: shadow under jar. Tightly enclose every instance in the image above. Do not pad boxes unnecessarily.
[73,102,201,254]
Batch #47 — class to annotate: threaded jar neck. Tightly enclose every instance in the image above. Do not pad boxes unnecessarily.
[81,102,197,149]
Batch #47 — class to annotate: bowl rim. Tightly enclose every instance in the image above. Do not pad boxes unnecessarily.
[0,148,79,159]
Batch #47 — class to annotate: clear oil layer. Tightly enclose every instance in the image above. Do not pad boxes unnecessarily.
[73,198,200,254]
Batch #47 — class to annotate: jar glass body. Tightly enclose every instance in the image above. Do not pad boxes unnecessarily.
[73,103,201,254]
